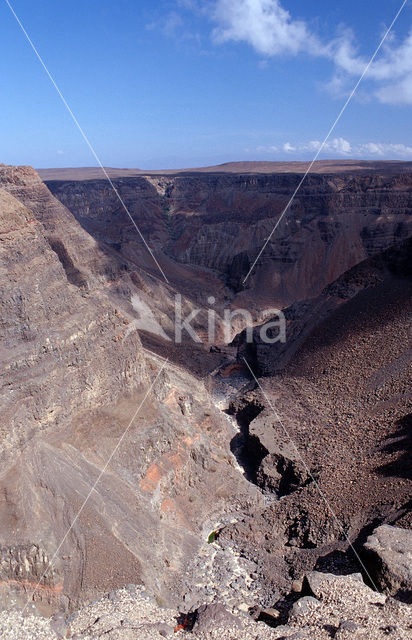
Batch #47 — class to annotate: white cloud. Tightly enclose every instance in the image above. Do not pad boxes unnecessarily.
[212,0,324,56]
[257,139,412,159]
[329,137,352,154]
[282,137,351,155]
[358,142,385,156]
[207,0,412,105]
[163,11,184,36]
[358,142,412,157]
[257,144,278,152]
[328,29,412,105]
[375,75,412,105]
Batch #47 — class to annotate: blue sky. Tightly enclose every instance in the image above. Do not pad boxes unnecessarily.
[1,0,412,169]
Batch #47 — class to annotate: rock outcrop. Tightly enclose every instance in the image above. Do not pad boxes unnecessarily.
[237,235,412,375]
[0,169,147,467]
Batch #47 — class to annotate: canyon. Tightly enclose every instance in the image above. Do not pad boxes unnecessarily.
[42,162,412,311]
[0,161,411,638]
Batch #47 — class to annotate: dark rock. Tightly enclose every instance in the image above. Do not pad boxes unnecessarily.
[338,620,362,632]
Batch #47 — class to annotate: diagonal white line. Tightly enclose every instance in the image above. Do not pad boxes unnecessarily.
[242,356,379,591]
[22,359,168,612]
[243,0,409,284]
[4,0,169,284]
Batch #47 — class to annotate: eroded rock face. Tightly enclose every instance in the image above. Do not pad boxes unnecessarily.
[0,544,56,587]
[237,236,412,378]
[0,168,148,609]
[228,392,310,496]
[0,170,147,468]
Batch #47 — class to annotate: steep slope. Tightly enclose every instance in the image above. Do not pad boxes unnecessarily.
[222,238,412,602]
[238,236,412,374]
[0,180,146,467]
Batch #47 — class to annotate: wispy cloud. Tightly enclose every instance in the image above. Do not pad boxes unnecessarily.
[146,10,184,37]
[207,0,412,105]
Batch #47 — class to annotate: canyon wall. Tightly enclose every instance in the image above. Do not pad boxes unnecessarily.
[45,171,412,309]
[0,165,257,613]
[0,165,147,466]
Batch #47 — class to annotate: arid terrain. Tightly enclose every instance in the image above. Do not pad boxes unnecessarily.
[0,161,411,638]
[38,159,412,180]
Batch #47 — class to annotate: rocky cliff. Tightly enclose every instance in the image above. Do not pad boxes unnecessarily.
[237,235,412,375]
[0,167,148,466]
[0,165,257,614]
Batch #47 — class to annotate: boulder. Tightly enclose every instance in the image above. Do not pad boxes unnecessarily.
[364,525,412,601]
[304,571,363,599]
[290,596,320,621]
[192,603,241,634]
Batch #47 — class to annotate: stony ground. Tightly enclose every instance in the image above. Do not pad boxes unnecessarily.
[1,568,411,640]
